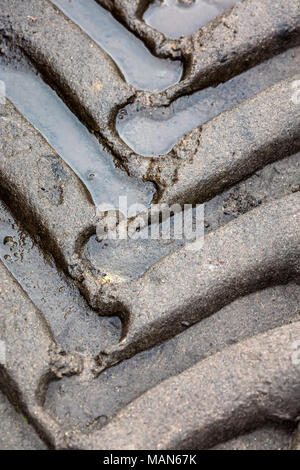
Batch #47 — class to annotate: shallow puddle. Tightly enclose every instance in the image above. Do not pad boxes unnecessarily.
[50,0,182,92]
[144,0,239,39]
[0,65,154,211]
[117,47,300,156]
[0,201,121,355]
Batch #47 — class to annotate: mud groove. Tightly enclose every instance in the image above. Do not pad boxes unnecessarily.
[0,0,299,450]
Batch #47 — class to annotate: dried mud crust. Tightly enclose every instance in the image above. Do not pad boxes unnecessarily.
[0,0,299,450]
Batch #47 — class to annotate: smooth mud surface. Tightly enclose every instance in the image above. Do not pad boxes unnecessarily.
[0,200,121,355]
[51,0,182,92]
[117,47,300,156]
[0,64,154,211]
[144,0,239,39]
[45,282,300,428]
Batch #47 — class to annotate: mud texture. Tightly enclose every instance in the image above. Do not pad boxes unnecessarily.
[0,0,299,450]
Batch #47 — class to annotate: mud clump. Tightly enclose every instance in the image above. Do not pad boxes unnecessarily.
[223,187,262,217]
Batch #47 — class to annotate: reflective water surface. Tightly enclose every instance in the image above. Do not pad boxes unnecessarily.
[51,0,182,92]
[0,65,154,211]
[144,0,240,39]
[0,201,121,355]
[117,47,300,156]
